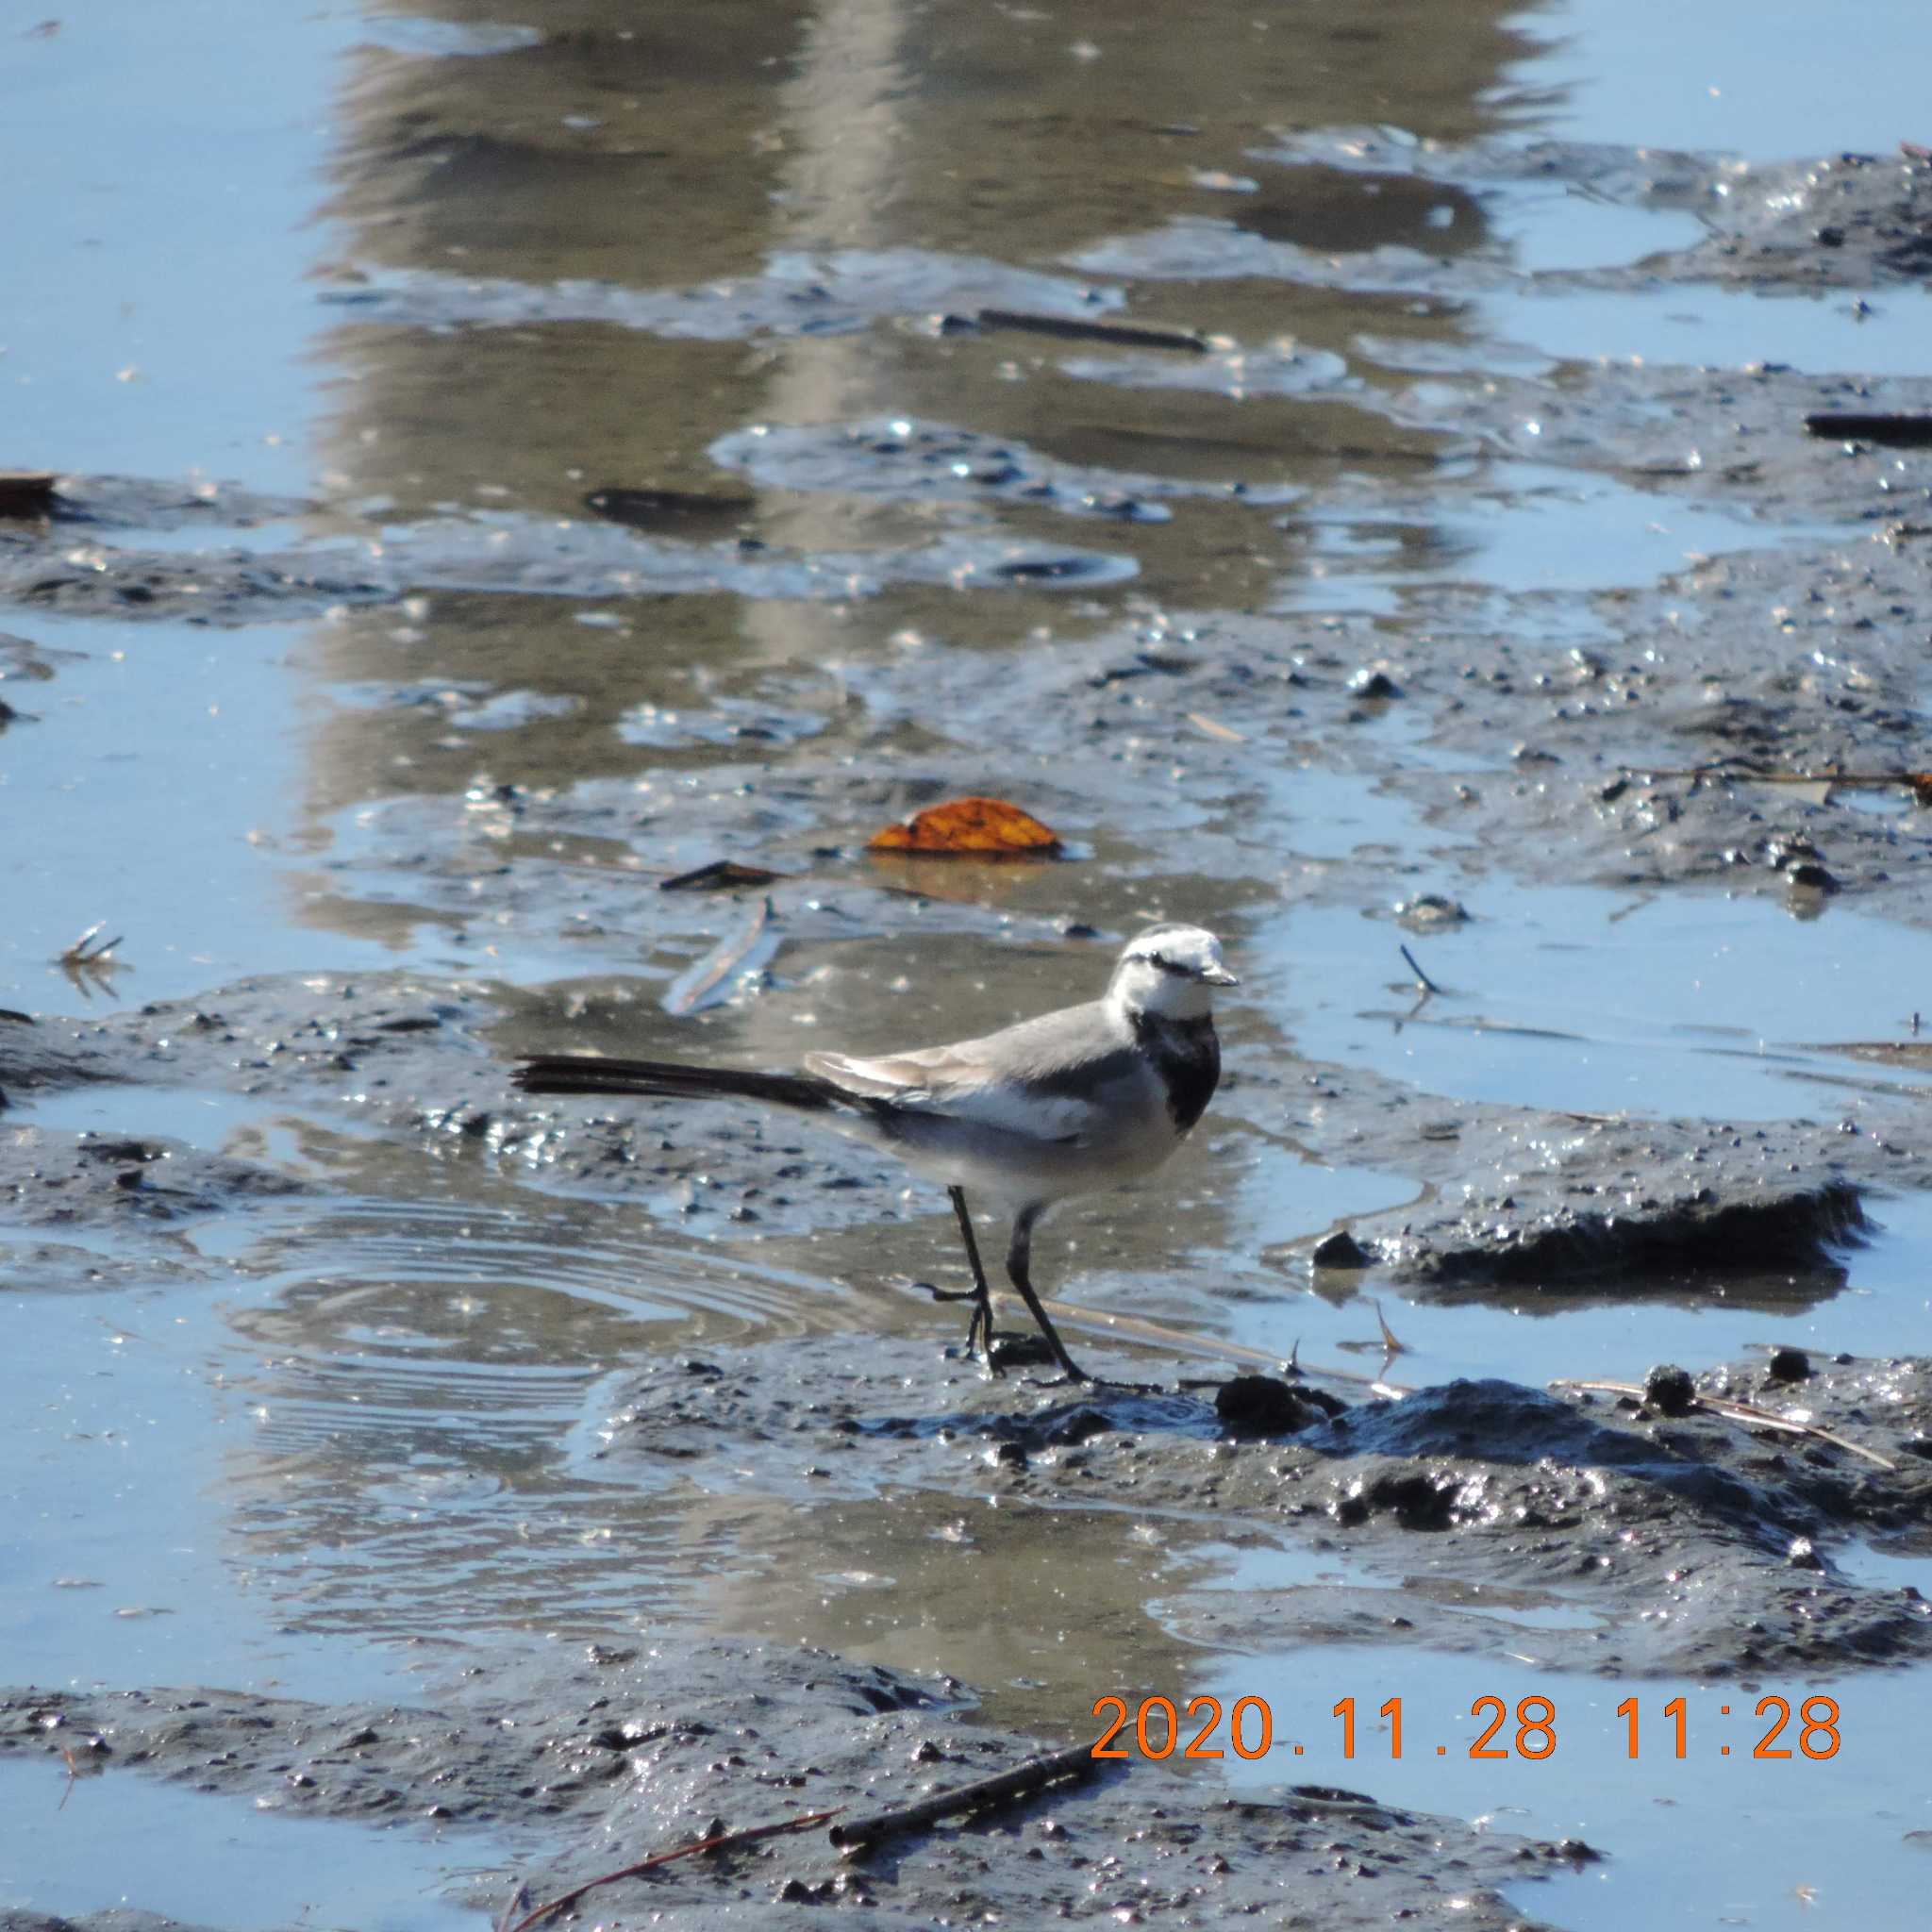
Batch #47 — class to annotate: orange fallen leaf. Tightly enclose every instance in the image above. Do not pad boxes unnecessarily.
[867,796,1062,858]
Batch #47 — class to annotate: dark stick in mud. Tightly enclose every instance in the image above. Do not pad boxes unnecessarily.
[974,308,1210,353]
[1803,411,1932,446]
[500,1807,843,1932]
[829,1740,1103,1854]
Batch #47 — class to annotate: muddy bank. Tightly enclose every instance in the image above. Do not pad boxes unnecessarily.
[0,958,1917,1304]
[752,525,1932,929]
[5,948,1924,1299]
[586,1338,1932,1683]
[0,1916,210,1932]
[2,1640,1575,1931]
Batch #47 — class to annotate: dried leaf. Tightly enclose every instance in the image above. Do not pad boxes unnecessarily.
[867,796,1062,858]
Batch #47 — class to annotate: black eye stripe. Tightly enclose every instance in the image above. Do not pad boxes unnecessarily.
[1144,952,1194,978]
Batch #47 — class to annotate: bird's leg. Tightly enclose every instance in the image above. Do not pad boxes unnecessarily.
[1005,1205,1090,1383]
[936,1184,1000,1372]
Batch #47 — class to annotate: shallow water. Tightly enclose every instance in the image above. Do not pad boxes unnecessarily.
[1272,881,1932,1123]
[8,0,1932,1924]
[1510,0,1932,160]
[0,1756,492,1931]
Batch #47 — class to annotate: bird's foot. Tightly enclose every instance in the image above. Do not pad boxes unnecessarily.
[985,1331,1091,1380]
[1031,1365,1097,1389]
[917,1281,1004,1374]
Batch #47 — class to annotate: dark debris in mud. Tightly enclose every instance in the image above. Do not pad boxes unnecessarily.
[0,1640,1569,1932]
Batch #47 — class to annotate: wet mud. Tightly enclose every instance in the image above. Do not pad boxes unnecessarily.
[1,1641,1576,1932]
[582,1337,1932,1680]
[12,6,1932,1917]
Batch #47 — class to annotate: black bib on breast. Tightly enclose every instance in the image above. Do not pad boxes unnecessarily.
[1132,1011,1220,1132]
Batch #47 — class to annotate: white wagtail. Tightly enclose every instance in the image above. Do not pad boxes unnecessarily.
[512,924,1236,1382]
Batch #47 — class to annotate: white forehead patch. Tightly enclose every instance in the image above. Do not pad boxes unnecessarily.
[1123,924,1227,976]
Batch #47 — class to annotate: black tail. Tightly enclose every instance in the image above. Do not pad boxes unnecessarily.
[512,1055,841,1114]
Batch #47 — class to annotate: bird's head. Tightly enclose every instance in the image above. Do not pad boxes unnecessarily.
[1108,924,1238,1021]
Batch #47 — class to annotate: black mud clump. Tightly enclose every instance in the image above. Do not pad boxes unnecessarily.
[1643,1363,1698,1416]
[1214,1373,1338,1438]
[1310,1228,1371,1269]
[1333,1469,1464,1531]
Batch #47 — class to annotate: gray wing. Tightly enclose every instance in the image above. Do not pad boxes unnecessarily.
[802,999,1139,1141]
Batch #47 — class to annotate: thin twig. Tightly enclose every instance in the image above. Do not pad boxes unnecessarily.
[57,924,128,1002]
[1398,944,1441,997]
[1372,1299,1404,1355]
[502,1807,841,1932]
[1552,1378,1896,1471]
[830,1743,1099,1855]
[58,924,124,967]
